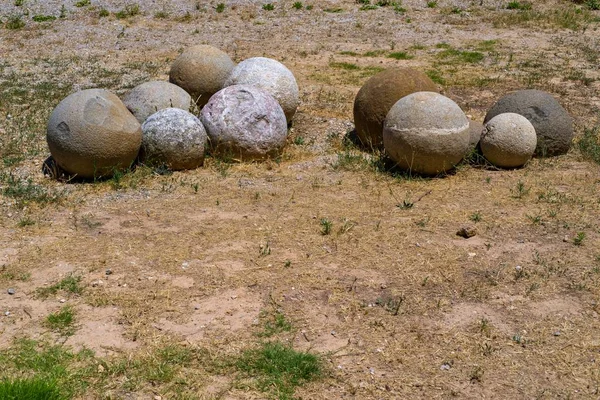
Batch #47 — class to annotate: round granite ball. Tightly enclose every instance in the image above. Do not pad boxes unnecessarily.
[169,45,235,107]
[140,108,207,170]
[353,68,438,149]
[47,89,142,179]
[224,57,299,123]
[199,85,287,160]
[383,92,470,176]
[123,81,191,123]
[480,113,537,168]
[484,89,573,156]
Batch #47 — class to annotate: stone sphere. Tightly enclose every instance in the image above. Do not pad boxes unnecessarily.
[47,89,142,179]
[169,45,235,107]
[468,120,484,149]
[480,113,537,168]
[353,68,438,149]
[199,85,287,161]
[383,92,470,176]
[140,108,208,170]
[123,81,191,123]
[224,57,299,124]
[484,89,573,156]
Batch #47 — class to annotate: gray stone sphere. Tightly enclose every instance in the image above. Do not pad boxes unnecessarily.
[224,57,299,124]
[169,45,235,107]
[484,89,573,156]
[480,113,537,168]
[140,108,208,170]
[47,89,142,179]
[468,120,484,149]
[353,68,438,149]
[123,81,191,123]
[199,85,287,161]
[383,92,470,176]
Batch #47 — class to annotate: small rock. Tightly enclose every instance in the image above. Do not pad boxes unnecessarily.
[105,269,112,275]
[553,331,561,336]
[4,311,10,316]
[60,299,66,303]
[440,363,451,371]
[457,225,477,238]
[7,288,15,295]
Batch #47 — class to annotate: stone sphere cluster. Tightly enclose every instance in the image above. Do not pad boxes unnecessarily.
[46,46,574,180]
[46,45,299,179]
[353,69,573,175]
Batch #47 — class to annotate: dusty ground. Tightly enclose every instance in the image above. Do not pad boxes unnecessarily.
[1,0,600,398]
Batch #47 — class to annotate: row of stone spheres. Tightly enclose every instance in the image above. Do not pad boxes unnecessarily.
[45,45,573,180]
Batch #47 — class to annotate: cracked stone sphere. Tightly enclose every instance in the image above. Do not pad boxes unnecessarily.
[383,91,470,176]
[480,113,537,168]
[353,68,438,149]
[199,85,287,161]
[140,108,207,170]
[224,57,299,124]
[484,89,573,156]
[46,89,142,179]
[169,45,235,107]
[123,81,191,123]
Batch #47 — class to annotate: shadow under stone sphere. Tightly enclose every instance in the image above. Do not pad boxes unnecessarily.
[169,45,235,107]
[353,68,438,150]
[46,89,142,179]
[383,92,470,176]
[484,89,573,157]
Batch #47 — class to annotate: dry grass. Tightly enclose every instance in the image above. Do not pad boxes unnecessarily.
[1,0,600,398]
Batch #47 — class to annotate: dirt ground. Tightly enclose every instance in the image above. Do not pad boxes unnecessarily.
[1,0,600,398]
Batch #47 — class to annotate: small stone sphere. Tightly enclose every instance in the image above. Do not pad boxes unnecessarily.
[123,81,191,123]
[199,85,287,161]
[169,45,235,107]
[47,89,142,179]
[484,89,573,156]
[353,68,438,149]
[140,108,208,170]
[383,92,470,176]
[480,113,537,168]
[224,57,299,123]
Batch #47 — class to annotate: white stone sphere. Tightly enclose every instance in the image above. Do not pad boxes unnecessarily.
[480,113,537,168]
[199,85,287,161]
[224,57,299,124]
[383,91,470,176]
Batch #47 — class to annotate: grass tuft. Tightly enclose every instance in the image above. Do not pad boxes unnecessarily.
[578,127,600,164]
[0,378,62,400]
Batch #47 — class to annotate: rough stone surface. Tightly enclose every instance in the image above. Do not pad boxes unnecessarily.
[224,57,299,123]
[169,45,235,107]
[199,85,287,160]
[484,89,573,156]
[468,120,484,149]
[353,68,438,149]
[480,113,537,168]
[123,81,191,123]
[47,89,142,179]
[383,92,470,176]
[140,108,207,170]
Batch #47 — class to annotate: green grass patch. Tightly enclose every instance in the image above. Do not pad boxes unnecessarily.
[32,15,57,22]
[506,1,531,10]
[578,126,600,164]
[0,377,62,400]
[115,3,140,18]
[75,0,90,7]
[437,47,484,64]
[236,342,322,400]
[388,51,414,60]
[5,15,25,29]
[259,312,293,337]
[1,173,61,207]
[425,69,445,85]
[46,306,76,336]
[37,275,83,298]
[339,50,359,56]
[329,61,360,70]
[323,7,343,12]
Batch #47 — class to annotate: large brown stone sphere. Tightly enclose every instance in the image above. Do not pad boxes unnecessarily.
[169,45,235,107]
[46,89,142,179]
[353,68,438,149]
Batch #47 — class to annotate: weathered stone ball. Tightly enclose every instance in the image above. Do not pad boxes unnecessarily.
[224,57,299,123]
[123,81,191,123]
[480,113,537,168]
[353,68,438,149]
[484,89,573,156]
[169,45,235,107]
[199,85,287,160]
[468,120,484,149]
[47,89,142,179]
[383,92,470,176]
[140,108,207,170]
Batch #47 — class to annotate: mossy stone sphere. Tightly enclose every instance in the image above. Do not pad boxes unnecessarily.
[353,68,438,149]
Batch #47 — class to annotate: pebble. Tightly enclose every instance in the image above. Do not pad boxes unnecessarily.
[553,331,561,336]
[7,288,15,295]
[440,363,451,371]
[60,299,66,303]
[106,269,112,275]
[4,311,10,316]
